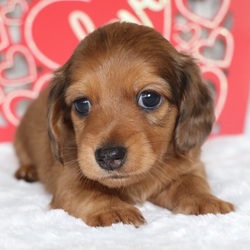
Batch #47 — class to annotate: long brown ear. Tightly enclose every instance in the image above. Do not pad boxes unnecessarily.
[174,54,215,154]
[47,60,75,164]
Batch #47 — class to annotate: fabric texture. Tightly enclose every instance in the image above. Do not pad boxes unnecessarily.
[0,135,250,250]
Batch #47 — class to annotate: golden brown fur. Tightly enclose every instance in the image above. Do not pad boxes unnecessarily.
[14,22,234,227]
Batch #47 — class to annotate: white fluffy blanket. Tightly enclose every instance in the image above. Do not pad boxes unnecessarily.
[1,136,250,250]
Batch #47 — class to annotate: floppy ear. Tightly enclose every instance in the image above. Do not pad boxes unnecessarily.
[174,54,215,154]
[47,60,75,164]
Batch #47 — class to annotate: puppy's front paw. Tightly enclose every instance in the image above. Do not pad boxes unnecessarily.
[174,194,234,215]
[15,164,38,183]
[86,206,146,227]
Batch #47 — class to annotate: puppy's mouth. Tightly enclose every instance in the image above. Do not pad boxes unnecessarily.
[109,174,130,180]
[100,172,140,186]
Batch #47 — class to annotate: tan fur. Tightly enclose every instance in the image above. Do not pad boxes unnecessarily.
[14,22,234,227]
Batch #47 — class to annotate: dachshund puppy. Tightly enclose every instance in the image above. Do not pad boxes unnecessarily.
[14,22,234,227]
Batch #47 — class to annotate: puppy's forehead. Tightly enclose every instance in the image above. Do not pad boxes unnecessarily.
[66,23,177,103]
[70,22,177,76]
[67,55,170,103]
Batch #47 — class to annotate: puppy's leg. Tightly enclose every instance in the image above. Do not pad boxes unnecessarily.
[14,139,38,183]
[15,164,38,183]
[51,167,146,227]
[150,170,234,215]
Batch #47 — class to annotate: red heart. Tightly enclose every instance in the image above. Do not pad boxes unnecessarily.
[176,0,230,29]
[23,0,168,69]
[0,45,37,86]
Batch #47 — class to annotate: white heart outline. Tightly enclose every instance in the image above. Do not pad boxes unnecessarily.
[194,27,234,68]
[163,0,171,40]
[201,65,228,120]
[0,16,9,51]
[173,22,201,49]
[1,0,29,26]
[2,73,52,126]
[0,44,37,86]
[176,0,230,29]
[3,90,37,126]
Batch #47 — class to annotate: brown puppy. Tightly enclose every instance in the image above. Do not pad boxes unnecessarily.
[14,22,234,227]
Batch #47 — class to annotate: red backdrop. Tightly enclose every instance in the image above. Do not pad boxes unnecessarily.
[0,0,250,142]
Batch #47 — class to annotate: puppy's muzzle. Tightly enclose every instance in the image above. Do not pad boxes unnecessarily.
[95,146,127,171]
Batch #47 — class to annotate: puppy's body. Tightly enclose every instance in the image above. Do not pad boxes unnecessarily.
[14,22,234,227]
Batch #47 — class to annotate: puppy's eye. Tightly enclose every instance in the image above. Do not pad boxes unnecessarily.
[138,91,162,110]
[74,97,91,116]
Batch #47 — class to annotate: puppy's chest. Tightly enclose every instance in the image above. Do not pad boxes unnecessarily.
[121,179,166,204]
[120,164,177,204]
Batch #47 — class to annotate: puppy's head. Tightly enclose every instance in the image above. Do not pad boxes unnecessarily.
[48,22,214,188]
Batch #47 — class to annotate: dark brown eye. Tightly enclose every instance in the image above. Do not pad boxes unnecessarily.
[74,97,91,116]
[138,91,162,110]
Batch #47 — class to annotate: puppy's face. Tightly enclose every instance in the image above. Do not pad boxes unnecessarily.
[48,22,214,188]
[65,55,178,187]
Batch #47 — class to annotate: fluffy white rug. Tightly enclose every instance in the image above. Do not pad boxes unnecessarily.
[1,135,250,250]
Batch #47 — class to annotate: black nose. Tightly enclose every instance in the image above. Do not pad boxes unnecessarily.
[95,146,127,171]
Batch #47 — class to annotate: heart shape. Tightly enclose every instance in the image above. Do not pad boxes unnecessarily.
[2,90,37,126]
[2,73,51,126]
[173,23,201,50]
[23,0,168,69]
[0,45,37,86]
[195,28,233,68]
[201,66,228,120]
[0,17,9,51]
[1,0,29,26]
[176,0,230,29]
